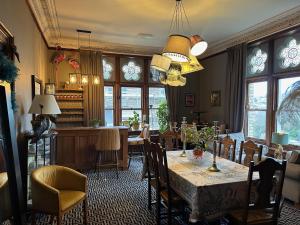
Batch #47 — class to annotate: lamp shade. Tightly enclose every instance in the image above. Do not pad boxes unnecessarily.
[271,132,289,145]
[181,54,204,75]
[29,95,61,115]
[150,54,171,72]
[162,35,191,62]
[190,35,208,56]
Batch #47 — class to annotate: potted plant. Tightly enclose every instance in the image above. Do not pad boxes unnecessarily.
[156,100,169,133]
[128,111,140,130]
[190,126,215,159]
[90,119,101,128]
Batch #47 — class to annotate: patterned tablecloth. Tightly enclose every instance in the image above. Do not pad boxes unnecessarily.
[167,150,258,222]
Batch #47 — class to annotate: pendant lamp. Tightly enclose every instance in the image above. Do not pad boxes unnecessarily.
[150,54,172,72]
[162,35,191,63]
[181,54,204,75]
[190,35,208,56]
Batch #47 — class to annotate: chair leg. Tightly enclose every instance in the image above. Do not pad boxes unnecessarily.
[83,198,88,225]
[31,211,36,225]
[57,214,62,225]
[115,150,119,179]
[128,147,132,169]
[140,145,144,163]
[50,215,54,225]
[94,151,100,173]
[167,200,172,225]
[156,190,161,225]
[148,178,152,210]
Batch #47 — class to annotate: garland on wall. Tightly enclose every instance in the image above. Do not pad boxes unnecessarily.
[0,49,19,111]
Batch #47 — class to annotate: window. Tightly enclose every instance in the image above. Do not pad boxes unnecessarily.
[121,87,142,122]
[279,39,300,69]
[103,59,113,80]
[120,57,143,82]
[246,81,268,139]
[104,86,114,126]
[149,87,166,130]
[246,43,269,77]
[276,77,300,145]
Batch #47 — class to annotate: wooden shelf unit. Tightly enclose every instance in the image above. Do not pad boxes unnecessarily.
[55,89,86,127]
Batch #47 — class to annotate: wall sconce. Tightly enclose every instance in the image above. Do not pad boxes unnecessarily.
[81,75,89,85]
[69,74,78,84]
[93,76,100,85]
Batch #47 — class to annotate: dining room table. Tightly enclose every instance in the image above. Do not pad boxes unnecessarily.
[167,150,259,223]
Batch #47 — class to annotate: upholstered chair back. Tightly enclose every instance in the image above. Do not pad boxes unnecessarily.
[95,128,120,151]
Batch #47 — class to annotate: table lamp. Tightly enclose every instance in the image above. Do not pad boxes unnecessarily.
[272,132,289,159]
[29,95,61,139]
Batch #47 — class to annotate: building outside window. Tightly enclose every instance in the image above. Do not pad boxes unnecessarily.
[246,81,268,139]
[148,87,166,130]
[104,86,114,126]
[121,87,142,122]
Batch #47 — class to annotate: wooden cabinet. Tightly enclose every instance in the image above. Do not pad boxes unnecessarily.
[55,126,128,170]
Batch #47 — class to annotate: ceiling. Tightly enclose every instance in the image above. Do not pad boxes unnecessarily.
[29,0,300,56]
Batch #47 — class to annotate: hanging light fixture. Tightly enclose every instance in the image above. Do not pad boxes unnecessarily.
[150,54,172,72]
[150,0,207,87]
[190,35,208,56]
[162,35,191,62]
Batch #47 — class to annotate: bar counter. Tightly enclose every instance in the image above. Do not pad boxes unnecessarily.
[55,126,128,170]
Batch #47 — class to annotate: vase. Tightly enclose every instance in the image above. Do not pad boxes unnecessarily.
[132,123,139,131]
[193,148,204,159]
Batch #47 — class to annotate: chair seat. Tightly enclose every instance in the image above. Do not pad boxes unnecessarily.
[229,208,274,225]
[59,190,86,212]
[128,137,144,145]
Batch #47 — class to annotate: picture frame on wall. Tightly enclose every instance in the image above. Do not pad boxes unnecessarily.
[210,90,221,107]
[31,75,42,99]
[185,93,195,107]
[45,83,56,95]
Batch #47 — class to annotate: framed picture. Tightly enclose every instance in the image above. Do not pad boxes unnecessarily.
[31,75,42,99]
[45,83,55,95]
[210,90,221,107]
[185,93,195,107]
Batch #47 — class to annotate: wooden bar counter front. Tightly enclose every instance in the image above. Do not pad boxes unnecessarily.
[55,126,128,170]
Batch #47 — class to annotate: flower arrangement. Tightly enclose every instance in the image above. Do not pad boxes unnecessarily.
[90,119,101,128]
[187,126,215,159]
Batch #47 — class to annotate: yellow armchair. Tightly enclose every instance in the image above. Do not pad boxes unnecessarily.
[31,165,88,225]
[0,172,12,223]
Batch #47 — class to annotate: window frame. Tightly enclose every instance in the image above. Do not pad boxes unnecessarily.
[245,26,300,148]
[104,85,115,126]
[103,54,165,130]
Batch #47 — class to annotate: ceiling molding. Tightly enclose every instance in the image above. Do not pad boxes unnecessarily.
[200,6,300,58]
[28,0,300,57]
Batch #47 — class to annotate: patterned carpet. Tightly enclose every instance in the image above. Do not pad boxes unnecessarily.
[23,159,300,225]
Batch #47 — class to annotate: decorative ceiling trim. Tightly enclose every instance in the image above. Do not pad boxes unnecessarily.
[28,1,300,57]
[201,6,300,58]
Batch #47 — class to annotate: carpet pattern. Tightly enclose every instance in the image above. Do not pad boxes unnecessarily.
[12,159,300,225]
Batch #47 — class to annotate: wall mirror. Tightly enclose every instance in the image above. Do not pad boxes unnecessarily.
[0,22,26,225]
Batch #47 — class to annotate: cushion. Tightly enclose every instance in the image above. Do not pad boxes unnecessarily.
[59,190,86,212]
[128,137,144,145]
[288,150,300,164]
[285,162,300,180]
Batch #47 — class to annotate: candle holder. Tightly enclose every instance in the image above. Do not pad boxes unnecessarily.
[207,121,220,172]
[180,117,187,157]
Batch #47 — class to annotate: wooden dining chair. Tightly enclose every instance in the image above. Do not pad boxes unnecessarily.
[152,142,185,225]
[144,139,157,211]
[218,136,237,162]
[228,158,287,225]
[238,140,263,166]
[159,130,180,151]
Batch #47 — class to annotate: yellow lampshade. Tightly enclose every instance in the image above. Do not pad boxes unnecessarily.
[181,54,204,75]
[162,35,191,62]
[150,54,172,72]
[190,35,208,56]
[93,76,100,85]
[160,63,186,86]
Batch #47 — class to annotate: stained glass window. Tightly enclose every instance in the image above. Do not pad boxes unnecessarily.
[247,47,268,76]
[279,39,300,69]
[103,59,113,80]
[102,56,115,81]
[122,61,141,81]
[120,57,143,82]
